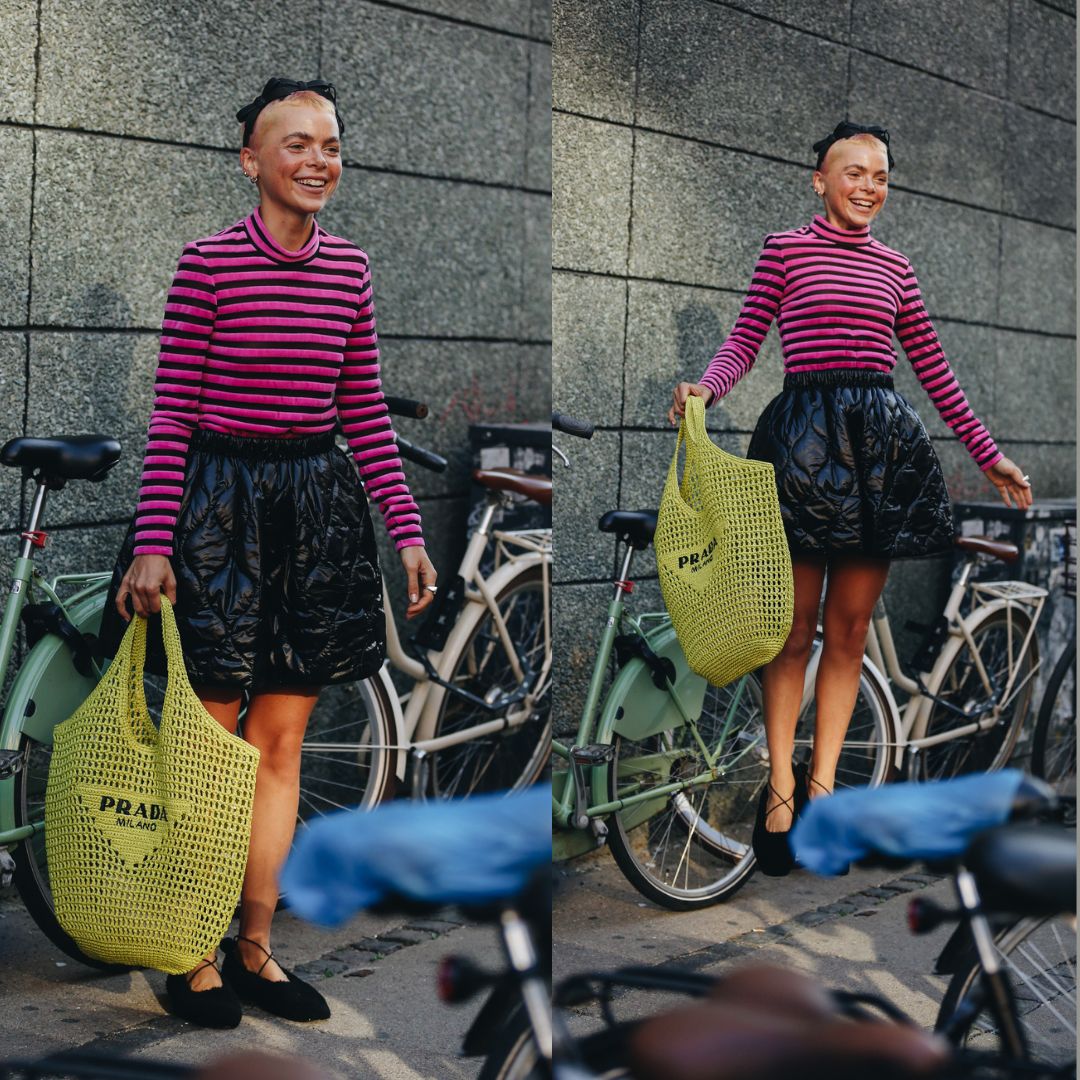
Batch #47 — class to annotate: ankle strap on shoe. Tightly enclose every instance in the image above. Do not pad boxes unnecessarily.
[766,782,796,817]
[185,957,219,984]
[237,935,275,978]
[809,775,833,796]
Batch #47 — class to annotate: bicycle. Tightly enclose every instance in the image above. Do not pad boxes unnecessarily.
[751,531,1047,789]
[1030,520,1075,795]
[280,785,557,1080]
[300,439,553,809]
[544,772,1074,1080]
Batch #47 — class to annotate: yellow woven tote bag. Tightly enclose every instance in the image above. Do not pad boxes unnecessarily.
[44,595,260,973]
[655,394,794,687]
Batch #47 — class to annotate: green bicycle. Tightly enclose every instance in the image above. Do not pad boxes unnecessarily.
[550,412,891,911]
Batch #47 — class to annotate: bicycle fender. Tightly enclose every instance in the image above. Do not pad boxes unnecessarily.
[911,600,1036,743]
[460,979,522,1057]
[2,590,107,752]
[598,623,708,744]
[858,651,906,773]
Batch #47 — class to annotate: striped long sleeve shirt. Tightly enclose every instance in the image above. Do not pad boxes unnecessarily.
[698,212,1003,472]
[133,206,424,556]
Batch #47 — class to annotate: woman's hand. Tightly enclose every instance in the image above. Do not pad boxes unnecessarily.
[115,554,176,621]
[986,457,1032,511]
[401,545,438,621]
[667,382,714,427]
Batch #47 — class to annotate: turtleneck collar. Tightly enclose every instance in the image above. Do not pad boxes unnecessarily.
[244,206,321,263]
[809,212,872,247]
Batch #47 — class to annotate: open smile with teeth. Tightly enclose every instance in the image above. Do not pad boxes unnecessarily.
[296,178,327,189]
[850,199,874,210]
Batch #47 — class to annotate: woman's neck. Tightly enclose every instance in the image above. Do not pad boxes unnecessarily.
[257,202,316,253]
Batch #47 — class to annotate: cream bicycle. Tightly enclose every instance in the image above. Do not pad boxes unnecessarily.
[300,424,553,811]
[777,534,1046,788]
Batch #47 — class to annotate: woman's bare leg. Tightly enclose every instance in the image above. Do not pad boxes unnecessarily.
[233,686,322,982]
[810,556,891,795]
[760,555,827,831]
[184,684,244,991]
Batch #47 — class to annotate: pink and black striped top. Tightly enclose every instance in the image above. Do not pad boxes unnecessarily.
[133,206,424,556]
[699,212,1003,472]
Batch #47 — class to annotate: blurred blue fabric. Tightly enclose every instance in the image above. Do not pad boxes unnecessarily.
[790,770,1028,875]
[281,785,552,926]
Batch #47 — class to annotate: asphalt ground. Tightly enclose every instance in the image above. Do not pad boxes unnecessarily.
[553,844,958,1041]
[0,888,502,1079]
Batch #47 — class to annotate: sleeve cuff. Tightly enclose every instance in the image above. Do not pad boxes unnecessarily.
[394,536,426,552]
[978,450,1004,472]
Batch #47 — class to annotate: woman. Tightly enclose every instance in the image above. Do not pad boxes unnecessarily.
[98,78,437,1026]
[668,121,1032,877]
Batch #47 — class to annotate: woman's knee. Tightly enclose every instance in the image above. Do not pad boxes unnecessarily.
[779,615,816,661]
[823,612,873,659]
[252,728,305,776]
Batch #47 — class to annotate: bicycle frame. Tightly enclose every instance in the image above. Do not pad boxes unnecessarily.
[552,544,722,838]
[380,494,552,781]
[0,481,113,847]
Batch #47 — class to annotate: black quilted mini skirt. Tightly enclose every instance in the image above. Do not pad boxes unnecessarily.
[98,428,385,691]
[746,369,955,560]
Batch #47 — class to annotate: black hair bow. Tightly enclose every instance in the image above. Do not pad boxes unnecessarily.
[236,78,345,147]
[812,121,894,171]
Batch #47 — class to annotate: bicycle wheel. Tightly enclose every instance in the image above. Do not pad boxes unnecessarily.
[793,649,895,790]
[936,914,1077,1068]
[294,673,399,822]
[605,674,766,910]
[908,608,1037,781]
[477,1005,541,1080]
[416,565,550,799]
[479,1008,632,1080]
[1031,639,1076,795]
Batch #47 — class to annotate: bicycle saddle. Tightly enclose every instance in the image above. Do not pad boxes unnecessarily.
[964,823,1076,916]
[1,435,121,482]
[598,509,657,550]
[954,535,1020,563]
[473,468,552,507]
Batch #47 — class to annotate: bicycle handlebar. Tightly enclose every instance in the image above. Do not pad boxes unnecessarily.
[396,434,448,473]
[552,412,595,439]
[385,396,430,419]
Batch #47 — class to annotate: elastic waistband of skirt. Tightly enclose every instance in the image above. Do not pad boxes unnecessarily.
[783,368,894,391]
[190,427,338,460]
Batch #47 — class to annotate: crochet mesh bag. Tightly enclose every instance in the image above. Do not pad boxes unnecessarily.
[45,595,259,973]
[655,395,793,687]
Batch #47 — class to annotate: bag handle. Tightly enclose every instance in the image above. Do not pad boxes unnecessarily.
[671,394,709,504]
[123,595,188,742]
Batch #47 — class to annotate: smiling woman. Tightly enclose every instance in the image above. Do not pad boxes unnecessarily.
[95,75,438,1029]
[668,118,1032,881]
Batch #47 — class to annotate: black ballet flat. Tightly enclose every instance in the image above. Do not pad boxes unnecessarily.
[221,936,331,1022]
[164,957,242,1029]
[752,780,797,877]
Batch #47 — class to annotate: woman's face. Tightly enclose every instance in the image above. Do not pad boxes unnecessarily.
[813,137,889,231]
[241,98,342,217]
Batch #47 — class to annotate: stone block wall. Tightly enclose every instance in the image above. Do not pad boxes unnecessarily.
[0,1,550,649]
[552,0,1076,730]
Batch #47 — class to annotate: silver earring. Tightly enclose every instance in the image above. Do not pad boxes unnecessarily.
[240,167,258,185]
